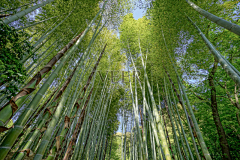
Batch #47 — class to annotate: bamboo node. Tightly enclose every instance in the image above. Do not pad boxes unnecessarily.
[0,126,10,132]
[56,136,60,151]
[20,149,34,157]
[44,108,52,115]
[9,99,18,113]
[64,116,70,128]
[41,127,47,132]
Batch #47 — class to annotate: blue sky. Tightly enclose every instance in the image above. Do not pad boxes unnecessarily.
[133,7,146,20]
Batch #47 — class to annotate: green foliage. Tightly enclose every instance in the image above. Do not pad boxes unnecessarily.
[0,0,240,159]
[0,21,32,98]
[106,132,131,160]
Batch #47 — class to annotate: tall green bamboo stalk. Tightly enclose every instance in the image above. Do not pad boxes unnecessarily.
[185,0,240,36]
[186,15,240,87]
[0,14,99,158]
[20,13,72,63]
[164,79,183,160]
[87,85,114,160]
[16,15,59,30]
[0,1,37,14]
[62,44,107,159]
[33,33,104,160]
[53,55,99,159]
[163,65,200,160]
[26,42,62,77]
[137,39,172,159]
[75,81,102,160]
[25,39,57,72]
[161,96,175,159]
[0,31,83,129]
[178,78,211,160]
[10,76,66,157]
[55,55,96,159]
[127,69,144,160]
[108,134,113,160]
[170,83,192,160]
[123,115,127,160]
[14,62,79,160]
[62,89,95,159]
[121,108,125,160]
[149,122,156,160]
[58,45,106,159]
[46,56,97,160]
[25,39,59,72]
[127,51,168,159]
[160,20,212,160]
[130,111,134,160]
[3,0,55,24]
[86,78,110,160]
[72,83,97,159]
[92,87,114,160]
[142,76,149,160]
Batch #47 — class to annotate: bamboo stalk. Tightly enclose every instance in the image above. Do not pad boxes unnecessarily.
[3,0,55,24]
[159,20,208,159]
[127,52,169,159]
[127,69,144,160]
[185,0,240,36]
[164,79,183,160]
[0,30,83,129]
[14,62,79,160]
[0,13,99,157]
[20,13,71,63]
[16,15,59,30]
[137,39,172,159]
[187,15,240,87]
[169,84,191,160]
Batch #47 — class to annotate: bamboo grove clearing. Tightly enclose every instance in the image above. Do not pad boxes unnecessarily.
[0,0,239,159]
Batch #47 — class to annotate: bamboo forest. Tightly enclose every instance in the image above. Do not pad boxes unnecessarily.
[0,0,240,159]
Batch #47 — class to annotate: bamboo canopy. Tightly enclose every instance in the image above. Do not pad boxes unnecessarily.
[0,0,239,160]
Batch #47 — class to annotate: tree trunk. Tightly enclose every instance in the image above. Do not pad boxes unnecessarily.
[208,60,232,160]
